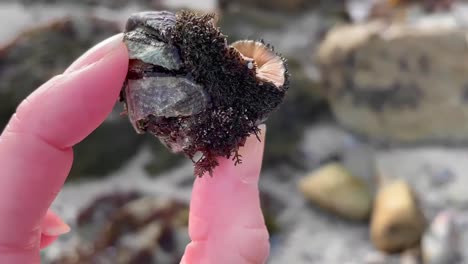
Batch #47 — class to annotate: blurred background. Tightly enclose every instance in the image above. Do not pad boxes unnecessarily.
[0,0,467,263]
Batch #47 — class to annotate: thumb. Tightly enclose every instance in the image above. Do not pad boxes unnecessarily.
[0,34,127,263]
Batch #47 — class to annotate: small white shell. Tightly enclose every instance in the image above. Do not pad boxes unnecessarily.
[231,40,286,88]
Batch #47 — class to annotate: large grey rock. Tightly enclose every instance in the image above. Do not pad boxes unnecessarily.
[318,20,468,143]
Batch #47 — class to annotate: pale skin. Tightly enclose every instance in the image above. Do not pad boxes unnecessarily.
[0,34,270,264]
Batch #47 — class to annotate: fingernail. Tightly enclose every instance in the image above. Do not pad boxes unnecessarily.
[42,211,71,237]
[42,220,71,237]
[65,33,125,73]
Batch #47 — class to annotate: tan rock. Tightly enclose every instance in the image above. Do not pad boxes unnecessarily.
[298,163,373,221]
[371,179,426,253]
[318,21,468,143]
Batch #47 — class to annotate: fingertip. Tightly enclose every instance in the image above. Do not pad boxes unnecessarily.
[65,33,126,73]
[40,234,59,249]
[7,41,129,148]
[185,127,269,263]
[39,210,69,249]
[182,242,207,264]
[238,125,266,157]
[41,210,70,237]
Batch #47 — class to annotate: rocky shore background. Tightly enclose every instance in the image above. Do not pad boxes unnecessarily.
[1,0,467,263]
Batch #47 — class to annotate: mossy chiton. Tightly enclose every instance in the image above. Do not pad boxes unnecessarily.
[121,11,289,176]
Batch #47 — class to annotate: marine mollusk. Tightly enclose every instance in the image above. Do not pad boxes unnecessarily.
[121,11,289,176]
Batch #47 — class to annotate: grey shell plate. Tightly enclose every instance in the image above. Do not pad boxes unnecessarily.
[125,76,209,132]
[125,38,182,70]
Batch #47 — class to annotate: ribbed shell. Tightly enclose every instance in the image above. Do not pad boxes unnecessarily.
[231,40,286,88]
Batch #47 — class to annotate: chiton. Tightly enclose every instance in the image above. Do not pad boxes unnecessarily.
[121,11,289,176]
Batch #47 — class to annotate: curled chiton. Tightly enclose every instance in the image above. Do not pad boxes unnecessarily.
[121,10,289,176]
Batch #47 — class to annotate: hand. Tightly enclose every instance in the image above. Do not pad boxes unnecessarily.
[0,34,270,264]
[181,125,270,264]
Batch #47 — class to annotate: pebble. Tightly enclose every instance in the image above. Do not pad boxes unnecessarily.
[371,179,426,253]
[298,163,373,221]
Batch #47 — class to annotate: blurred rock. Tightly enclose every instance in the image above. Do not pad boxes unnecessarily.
[263,77,329,170]
[53,195,189,264]
[70,116,144,179]
[76,191,142,241]
[144,139,185,176]
[422,210,462,264]
[365,251,392,264]
[423,164,455,187]
[299,124,353,168]
[346,0,455,23]
[346,0,381,23]
[393,0,454,12]
[260,190,285,236]
[318,20,468,143]
[17,0,160,9]
[219,0,316,12]
[371,179,426,253]
[0,16,139,177]
[375,148,468,210]
[342,142,377,184]
[298,163,373,220]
